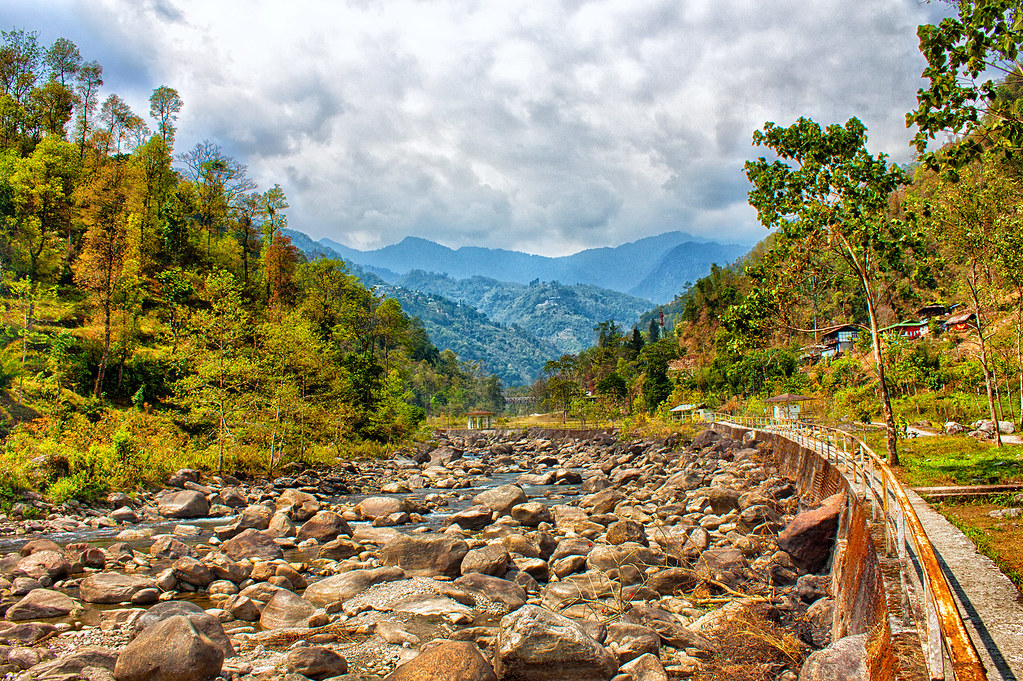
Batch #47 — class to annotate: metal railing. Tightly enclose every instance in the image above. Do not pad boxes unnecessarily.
[708,413,987,681]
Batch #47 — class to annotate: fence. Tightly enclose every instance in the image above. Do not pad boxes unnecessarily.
[710,414,987,681]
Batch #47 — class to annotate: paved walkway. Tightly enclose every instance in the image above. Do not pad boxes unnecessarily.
[906,489,1023,681]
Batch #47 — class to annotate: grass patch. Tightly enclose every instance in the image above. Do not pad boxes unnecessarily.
[889,436,1023,487]
[936,497,1023,594]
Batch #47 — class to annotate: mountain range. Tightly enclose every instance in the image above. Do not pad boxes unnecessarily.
[284,229,750,384]
[317,231,748,304]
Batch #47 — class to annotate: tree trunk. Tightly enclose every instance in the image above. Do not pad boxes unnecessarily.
[94,297,112,398]
[967,261,1003,447]
[865,294,899,465]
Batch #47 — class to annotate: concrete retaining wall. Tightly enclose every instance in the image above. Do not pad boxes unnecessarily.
[713,423,895,677]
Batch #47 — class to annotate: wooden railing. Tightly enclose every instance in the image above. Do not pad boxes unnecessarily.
[708,414,987,681]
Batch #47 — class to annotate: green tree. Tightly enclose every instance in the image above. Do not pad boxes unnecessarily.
[909,1,1023,170]
[745,117,914,465]
[149,85,182,149]
[177,270,252,472]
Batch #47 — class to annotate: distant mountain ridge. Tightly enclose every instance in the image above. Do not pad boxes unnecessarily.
[318,231,748,304]
[284,228,752,384]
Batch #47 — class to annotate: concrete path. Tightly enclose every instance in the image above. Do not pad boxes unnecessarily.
[907,488,1023,681]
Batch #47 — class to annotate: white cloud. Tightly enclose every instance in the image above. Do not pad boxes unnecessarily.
[12,0,953,255]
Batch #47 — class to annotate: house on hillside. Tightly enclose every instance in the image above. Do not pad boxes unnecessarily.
[819,324,859,359]
[945,311,977,332]
[917,302,958,320]
[882,320,929,340]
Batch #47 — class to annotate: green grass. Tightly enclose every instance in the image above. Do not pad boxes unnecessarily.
[888,435,1023,487]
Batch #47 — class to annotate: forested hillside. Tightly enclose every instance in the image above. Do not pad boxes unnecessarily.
[394,271,652,355]
[0,29,504,501]
[528,1,1023,466]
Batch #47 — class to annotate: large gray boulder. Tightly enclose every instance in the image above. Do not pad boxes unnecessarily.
[296,511,352,543]
[494,604,619,680]
[473,484,527,516]
[113,615,224,681]
[79,573,158,604]
[221,528,284,561]
[303,566,405,607]
[778,492,844,573]
[380,534,469,578]
[5,588,78,620]
[259,589,319,629]
[384,640,496,681]
[798,633,869,681]
[157,490,210,519]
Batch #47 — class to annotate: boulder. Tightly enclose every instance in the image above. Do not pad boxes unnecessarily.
[605,519,648,546]
[79,573,158,604]
[448,505,494,531]
[619,653,668,681]
[778,492,844,573]
[157,490,210,519]
[384,640,496,681]
[356,497,407,520]
[221,528,284,562]
[509,502,552,527]
[473,485,527,516]
[15,645,117,678]
[113,615,224,681]
[132,605,235,658]
[259,589,319,629]
[285,646,349,680]
[150,535,197,560]
[0,621,57,645]
[172,556,215,587]
[380,534,469,578]
[454,573,527,611]
[494,604,619,680]
[5,588,78,620]
[604,622,661,663]
[798,633,868,681]
[460,545,510,577]
[296,511,352,543]
[14,551,71,582]
[303,566,405,607]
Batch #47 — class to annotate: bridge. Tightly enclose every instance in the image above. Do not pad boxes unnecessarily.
[710,415,1023,681]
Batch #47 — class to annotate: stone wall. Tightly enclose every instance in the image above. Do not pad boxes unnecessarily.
[712,423,896,678]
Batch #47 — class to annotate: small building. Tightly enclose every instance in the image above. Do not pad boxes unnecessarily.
[945,311,977,332]
[882,320,929,340]
[669,403,709,422]
[466,410,495,430]
[819,324,859,359]
[916,302,956,320]
[765,393,812,421]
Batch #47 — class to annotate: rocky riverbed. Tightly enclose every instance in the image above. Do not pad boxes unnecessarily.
[0,428,850,681]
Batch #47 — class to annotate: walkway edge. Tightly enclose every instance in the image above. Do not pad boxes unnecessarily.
[906,488,1023,681]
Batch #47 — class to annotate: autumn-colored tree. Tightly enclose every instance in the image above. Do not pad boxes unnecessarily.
[263,233,299,311]
[74,159,133,397]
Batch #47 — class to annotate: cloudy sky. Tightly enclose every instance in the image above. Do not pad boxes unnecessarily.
[9,0,952,256]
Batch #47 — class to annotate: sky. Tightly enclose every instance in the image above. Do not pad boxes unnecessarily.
[7,0,953,256]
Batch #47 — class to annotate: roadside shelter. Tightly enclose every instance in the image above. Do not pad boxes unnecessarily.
[764,393,813,421]
[466,410,495,430]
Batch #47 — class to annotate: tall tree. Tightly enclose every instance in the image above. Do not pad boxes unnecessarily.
[178,139,256,255]
[72,60,102,159]
[98,94,135,156]
[149,85,182,149]
[927,164,1014,446]
[745,117,914,465]
[0,29,41,104]
[43,37,81,87]
[74,159,133,397]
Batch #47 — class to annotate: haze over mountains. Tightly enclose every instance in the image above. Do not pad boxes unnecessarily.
[317,232,748,304]
[285,229,749,384]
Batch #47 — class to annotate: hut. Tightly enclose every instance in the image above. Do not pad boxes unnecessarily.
[669,403,709,422]
[945,311,977,332]
[819,324,859,359]
[764,393,812,421]
[466,410,495,430]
